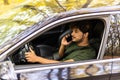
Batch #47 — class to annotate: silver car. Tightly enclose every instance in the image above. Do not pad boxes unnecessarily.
[0,0,120,80]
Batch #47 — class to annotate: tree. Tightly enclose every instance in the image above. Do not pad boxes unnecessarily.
[3,0,9,5]
[82,0,92,8]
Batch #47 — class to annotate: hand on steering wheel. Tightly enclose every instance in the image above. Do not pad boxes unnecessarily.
[25,47,38,63]
[18,43,36,63]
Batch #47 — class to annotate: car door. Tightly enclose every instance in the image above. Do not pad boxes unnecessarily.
[13,12,111,80]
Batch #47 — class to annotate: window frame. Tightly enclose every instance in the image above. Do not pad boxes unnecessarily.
[12,14,107,65]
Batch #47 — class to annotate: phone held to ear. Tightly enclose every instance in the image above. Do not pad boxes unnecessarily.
[66,34,72,42]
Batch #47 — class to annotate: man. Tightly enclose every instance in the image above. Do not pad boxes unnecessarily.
[25,21,96,64]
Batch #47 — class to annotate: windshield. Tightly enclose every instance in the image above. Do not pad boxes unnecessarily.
[0,0,120,54]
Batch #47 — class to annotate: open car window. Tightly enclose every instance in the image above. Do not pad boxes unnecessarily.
[7,19,105,65]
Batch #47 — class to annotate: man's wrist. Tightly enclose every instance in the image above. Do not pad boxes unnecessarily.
[35,56,40,62]
[61,44,66,47]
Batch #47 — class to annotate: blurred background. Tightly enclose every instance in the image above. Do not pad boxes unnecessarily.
[0,0,119,16]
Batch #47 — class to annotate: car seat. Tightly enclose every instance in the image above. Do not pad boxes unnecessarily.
[89,21,104,58]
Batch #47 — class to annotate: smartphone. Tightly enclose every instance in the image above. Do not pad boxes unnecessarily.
[66,34,72,42]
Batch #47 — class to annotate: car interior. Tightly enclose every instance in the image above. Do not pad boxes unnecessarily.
[9,19,105,65]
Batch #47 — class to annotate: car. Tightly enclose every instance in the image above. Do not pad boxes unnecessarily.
[0,0,120,80]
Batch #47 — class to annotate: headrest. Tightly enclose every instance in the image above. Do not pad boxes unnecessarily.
[93,22,104,38]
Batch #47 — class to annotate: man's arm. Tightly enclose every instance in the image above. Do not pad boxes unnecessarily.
[59,36,72,57]
[36,57,74,63]
[25,48,60,64]
[64,59,74,62]
[58,44,66,57]
[25,48,74,64]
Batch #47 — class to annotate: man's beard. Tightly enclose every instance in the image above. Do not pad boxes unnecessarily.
[76,34,84,44]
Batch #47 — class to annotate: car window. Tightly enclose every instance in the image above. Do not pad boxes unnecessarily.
[104,14,120,59]
[8,19,105,65]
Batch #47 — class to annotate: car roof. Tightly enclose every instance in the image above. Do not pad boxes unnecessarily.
[0,0,120,55]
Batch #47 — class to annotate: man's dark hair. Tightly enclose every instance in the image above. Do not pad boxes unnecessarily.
[69,21,90,33]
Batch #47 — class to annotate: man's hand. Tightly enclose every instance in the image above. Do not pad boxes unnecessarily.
[59,35,72,57]
[61,35,72,46]
[25,48,38,63]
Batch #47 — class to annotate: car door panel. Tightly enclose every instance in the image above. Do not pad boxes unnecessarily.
[14,59,115,80]
[1,59,120,80]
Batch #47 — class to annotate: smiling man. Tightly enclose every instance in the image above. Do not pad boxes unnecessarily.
[25,21,96,64]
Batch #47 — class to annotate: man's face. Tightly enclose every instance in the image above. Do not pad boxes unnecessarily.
[71,27,84,43]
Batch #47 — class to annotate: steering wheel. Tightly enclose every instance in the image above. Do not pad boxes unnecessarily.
[11,43,57,64]
[11,43,35,64]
